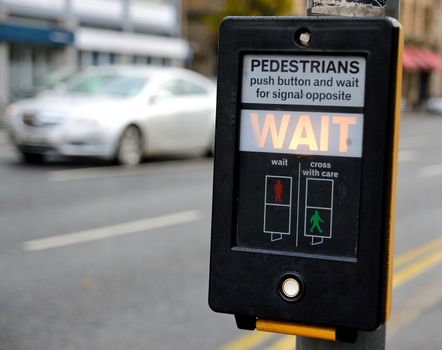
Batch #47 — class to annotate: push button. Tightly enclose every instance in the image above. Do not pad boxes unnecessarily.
[281,278,301,298]
[280,274,304,301]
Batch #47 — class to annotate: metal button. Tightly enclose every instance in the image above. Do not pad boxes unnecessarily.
[281,277,301,299]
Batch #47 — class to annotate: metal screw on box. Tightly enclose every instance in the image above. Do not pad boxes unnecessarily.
[299,1,399,349]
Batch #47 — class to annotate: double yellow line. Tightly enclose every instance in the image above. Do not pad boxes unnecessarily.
[219,236,442,350]
[393,236,442,288]
[218,333,296,350]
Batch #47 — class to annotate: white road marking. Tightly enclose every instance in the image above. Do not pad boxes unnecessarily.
[49,159,211,182]
[23,210,202,251]
[398,150,417,163]
[418,164,442,178]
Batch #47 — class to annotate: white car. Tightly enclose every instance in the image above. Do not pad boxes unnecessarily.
[425,97,442,114]
[5,66,216,165]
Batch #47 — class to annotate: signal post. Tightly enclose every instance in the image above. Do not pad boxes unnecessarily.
[298,1,400,349]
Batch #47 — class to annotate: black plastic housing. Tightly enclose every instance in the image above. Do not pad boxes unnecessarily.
[209,17,401,331]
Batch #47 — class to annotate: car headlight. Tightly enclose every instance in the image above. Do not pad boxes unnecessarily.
[4,104,17,118]
[2,104,18,127]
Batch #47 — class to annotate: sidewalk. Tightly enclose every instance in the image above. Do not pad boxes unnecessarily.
[401,110,442,119]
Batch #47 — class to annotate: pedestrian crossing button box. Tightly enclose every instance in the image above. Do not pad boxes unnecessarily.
[209,17,402,336]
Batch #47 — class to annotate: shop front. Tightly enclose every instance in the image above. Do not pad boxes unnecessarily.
[402,47,442,107]
[0,22,74,109]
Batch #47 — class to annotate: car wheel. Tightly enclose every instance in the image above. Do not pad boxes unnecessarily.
[204,134,215,158]
[205,139,214,157]
[115,126,143,166]
[21,152,45,164]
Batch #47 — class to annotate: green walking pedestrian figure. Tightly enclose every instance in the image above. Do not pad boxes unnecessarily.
[310,210,324,234]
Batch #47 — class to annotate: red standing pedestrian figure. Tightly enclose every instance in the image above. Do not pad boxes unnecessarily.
[274,180,283,203]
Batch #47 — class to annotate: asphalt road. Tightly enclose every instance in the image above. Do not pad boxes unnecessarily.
[0,112,441,350]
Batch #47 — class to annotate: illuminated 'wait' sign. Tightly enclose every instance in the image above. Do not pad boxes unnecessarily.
[239,110,363,158]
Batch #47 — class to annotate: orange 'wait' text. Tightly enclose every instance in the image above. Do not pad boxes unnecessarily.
[250,112,357,153]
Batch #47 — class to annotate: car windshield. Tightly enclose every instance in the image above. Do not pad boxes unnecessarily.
[65,73,149,97]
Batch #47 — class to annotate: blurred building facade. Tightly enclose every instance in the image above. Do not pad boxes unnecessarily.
[292,1,306,16]
[183,0,306,76]
[182,0,222,77]
[0,0,190,110]
[400,0,442,106]
[184,0,442,107]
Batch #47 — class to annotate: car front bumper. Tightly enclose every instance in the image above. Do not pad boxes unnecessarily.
[10,125,118,160]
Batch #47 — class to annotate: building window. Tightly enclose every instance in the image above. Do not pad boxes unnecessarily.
[424,5,434,41]
[92,51,99,66]
[151,57,162,66]
[79,51,94,68]
[110,53,116,64]
[161,57,171,66]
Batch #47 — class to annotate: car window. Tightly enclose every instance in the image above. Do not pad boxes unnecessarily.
[178,80,208,95]
[156,80,182,97]
[104,77,147,96]
[65,74,149,97]
[157,79,208,97]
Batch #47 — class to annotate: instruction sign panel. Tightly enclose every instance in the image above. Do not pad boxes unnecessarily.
[236,54,365,260]
[242,55,366,107]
